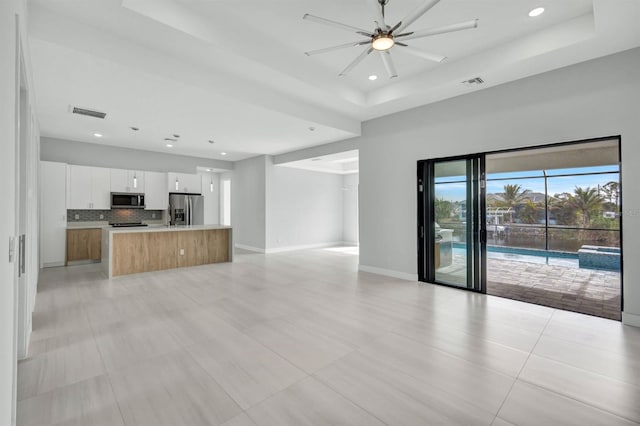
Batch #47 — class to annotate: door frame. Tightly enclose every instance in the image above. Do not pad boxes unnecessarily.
[417,153,486,292]
[416,136,623,315]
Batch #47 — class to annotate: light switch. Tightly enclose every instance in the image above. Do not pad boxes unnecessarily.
[74,214,79,220]
[179,248,185,256]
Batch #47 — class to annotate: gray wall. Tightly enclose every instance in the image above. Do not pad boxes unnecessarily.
[231,155,267,250]
[267,166,344,250]
[357,47,640,326]
[200,172,220,225]
[343,173,359,244]
[41,137,233,173]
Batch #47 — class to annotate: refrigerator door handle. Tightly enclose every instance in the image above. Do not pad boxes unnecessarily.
[189,197,193,226]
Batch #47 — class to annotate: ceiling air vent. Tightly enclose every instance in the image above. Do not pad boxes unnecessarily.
[71,106,107,119]
[462,77,485,85]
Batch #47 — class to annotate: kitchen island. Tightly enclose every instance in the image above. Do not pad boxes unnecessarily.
[102,225,232,277]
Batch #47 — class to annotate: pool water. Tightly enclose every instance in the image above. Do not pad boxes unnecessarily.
[452,243,580,268]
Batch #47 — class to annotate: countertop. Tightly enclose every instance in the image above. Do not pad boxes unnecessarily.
[103,224,232,234]
[67,222,110,229]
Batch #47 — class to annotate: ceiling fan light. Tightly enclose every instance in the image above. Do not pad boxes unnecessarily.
[372,35,394,51]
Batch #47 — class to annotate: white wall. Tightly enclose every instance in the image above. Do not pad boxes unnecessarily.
[231,156,267,250]
[200,173,220,224]
[357,47,640,326]
[267,166,344,251]
[342,173,359,245]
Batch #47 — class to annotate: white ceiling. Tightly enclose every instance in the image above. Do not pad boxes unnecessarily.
[278,150,359,175]
[28,0,640,161]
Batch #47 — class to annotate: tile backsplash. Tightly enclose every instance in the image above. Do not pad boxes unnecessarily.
[67,209,165,223]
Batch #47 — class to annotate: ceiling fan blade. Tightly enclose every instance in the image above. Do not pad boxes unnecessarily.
[380,51,398,79]
[339,47,374,76]
[393,0,441,35]
[303,14,373,36]
[366,0,387,29]
[396,19,479,41]
[396,44,446,63]
[305,40,371,56]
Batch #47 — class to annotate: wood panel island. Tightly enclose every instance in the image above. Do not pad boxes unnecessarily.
[102,225,232,277]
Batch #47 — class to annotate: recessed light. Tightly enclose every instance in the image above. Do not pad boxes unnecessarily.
[368,75,378,81]
[206,169,211,172]
[93,133,102,138]
[528,7,544,17]
[208,140,215,144]
[309,127,316,131]
[166,143,173,148]
[173,134,180,138]
[221,152,227,156]
[130,127,139,131]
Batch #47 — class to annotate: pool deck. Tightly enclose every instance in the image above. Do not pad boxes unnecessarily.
[438,251,621,320]
[488,255,621,321]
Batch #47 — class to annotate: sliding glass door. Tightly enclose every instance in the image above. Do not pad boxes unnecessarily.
[418,155,485,291]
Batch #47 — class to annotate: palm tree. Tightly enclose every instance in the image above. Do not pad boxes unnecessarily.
[500,184,530,223]
[549,192,578,226]
[519,199,541,224]
[569,186,604,227]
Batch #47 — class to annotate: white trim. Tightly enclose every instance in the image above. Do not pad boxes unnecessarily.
[235,244,265,253]
[358,264,418,281]
[42,262,65,268]
[265,241,346,254]
[622,312,640,328]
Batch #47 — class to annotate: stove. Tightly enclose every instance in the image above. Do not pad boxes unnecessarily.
[110,222,149,228]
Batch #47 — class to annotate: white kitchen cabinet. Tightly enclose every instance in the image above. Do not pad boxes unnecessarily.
[110,169,145,193]
[40,161,67,267]
[144,171,168,210]
[68,165,110,209]
[168,172,202,194]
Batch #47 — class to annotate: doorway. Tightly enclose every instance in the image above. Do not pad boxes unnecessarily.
[418,138,623,320]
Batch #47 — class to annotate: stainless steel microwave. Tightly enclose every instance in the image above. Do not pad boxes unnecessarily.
[111,192,145,209]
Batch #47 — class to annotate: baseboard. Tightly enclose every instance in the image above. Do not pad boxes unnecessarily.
[265,241,345,254]
[622,312,640,327]
[358,264,418,281]
[341,241,359,246]
[66,259,101,266]
[43,261,65,268]
[235,244,265,253]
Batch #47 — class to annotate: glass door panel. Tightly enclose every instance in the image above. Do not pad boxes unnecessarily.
[419,156,484,291]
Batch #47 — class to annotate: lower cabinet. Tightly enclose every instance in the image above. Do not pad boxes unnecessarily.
[66,228,102,264]
[111,229,230,276]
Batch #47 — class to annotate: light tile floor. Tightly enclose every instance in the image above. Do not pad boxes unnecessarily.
[18,247,640,425]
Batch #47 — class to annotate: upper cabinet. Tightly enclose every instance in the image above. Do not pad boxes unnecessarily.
[144,171,168,210]
[110,169,145,193]
[168,172,202,194]
[68,165,110,210]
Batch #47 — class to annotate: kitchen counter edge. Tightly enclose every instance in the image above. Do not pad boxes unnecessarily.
[103,225,232,234]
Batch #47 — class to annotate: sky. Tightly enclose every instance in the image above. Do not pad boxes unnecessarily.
[435,166,619,202]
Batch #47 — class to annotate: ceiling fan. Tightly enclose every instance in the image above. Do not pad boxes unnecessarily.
[303,0,479,78]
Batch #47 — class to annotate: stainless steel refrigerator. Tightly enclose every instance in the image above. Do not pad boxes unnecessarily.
[169,193,204,226]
